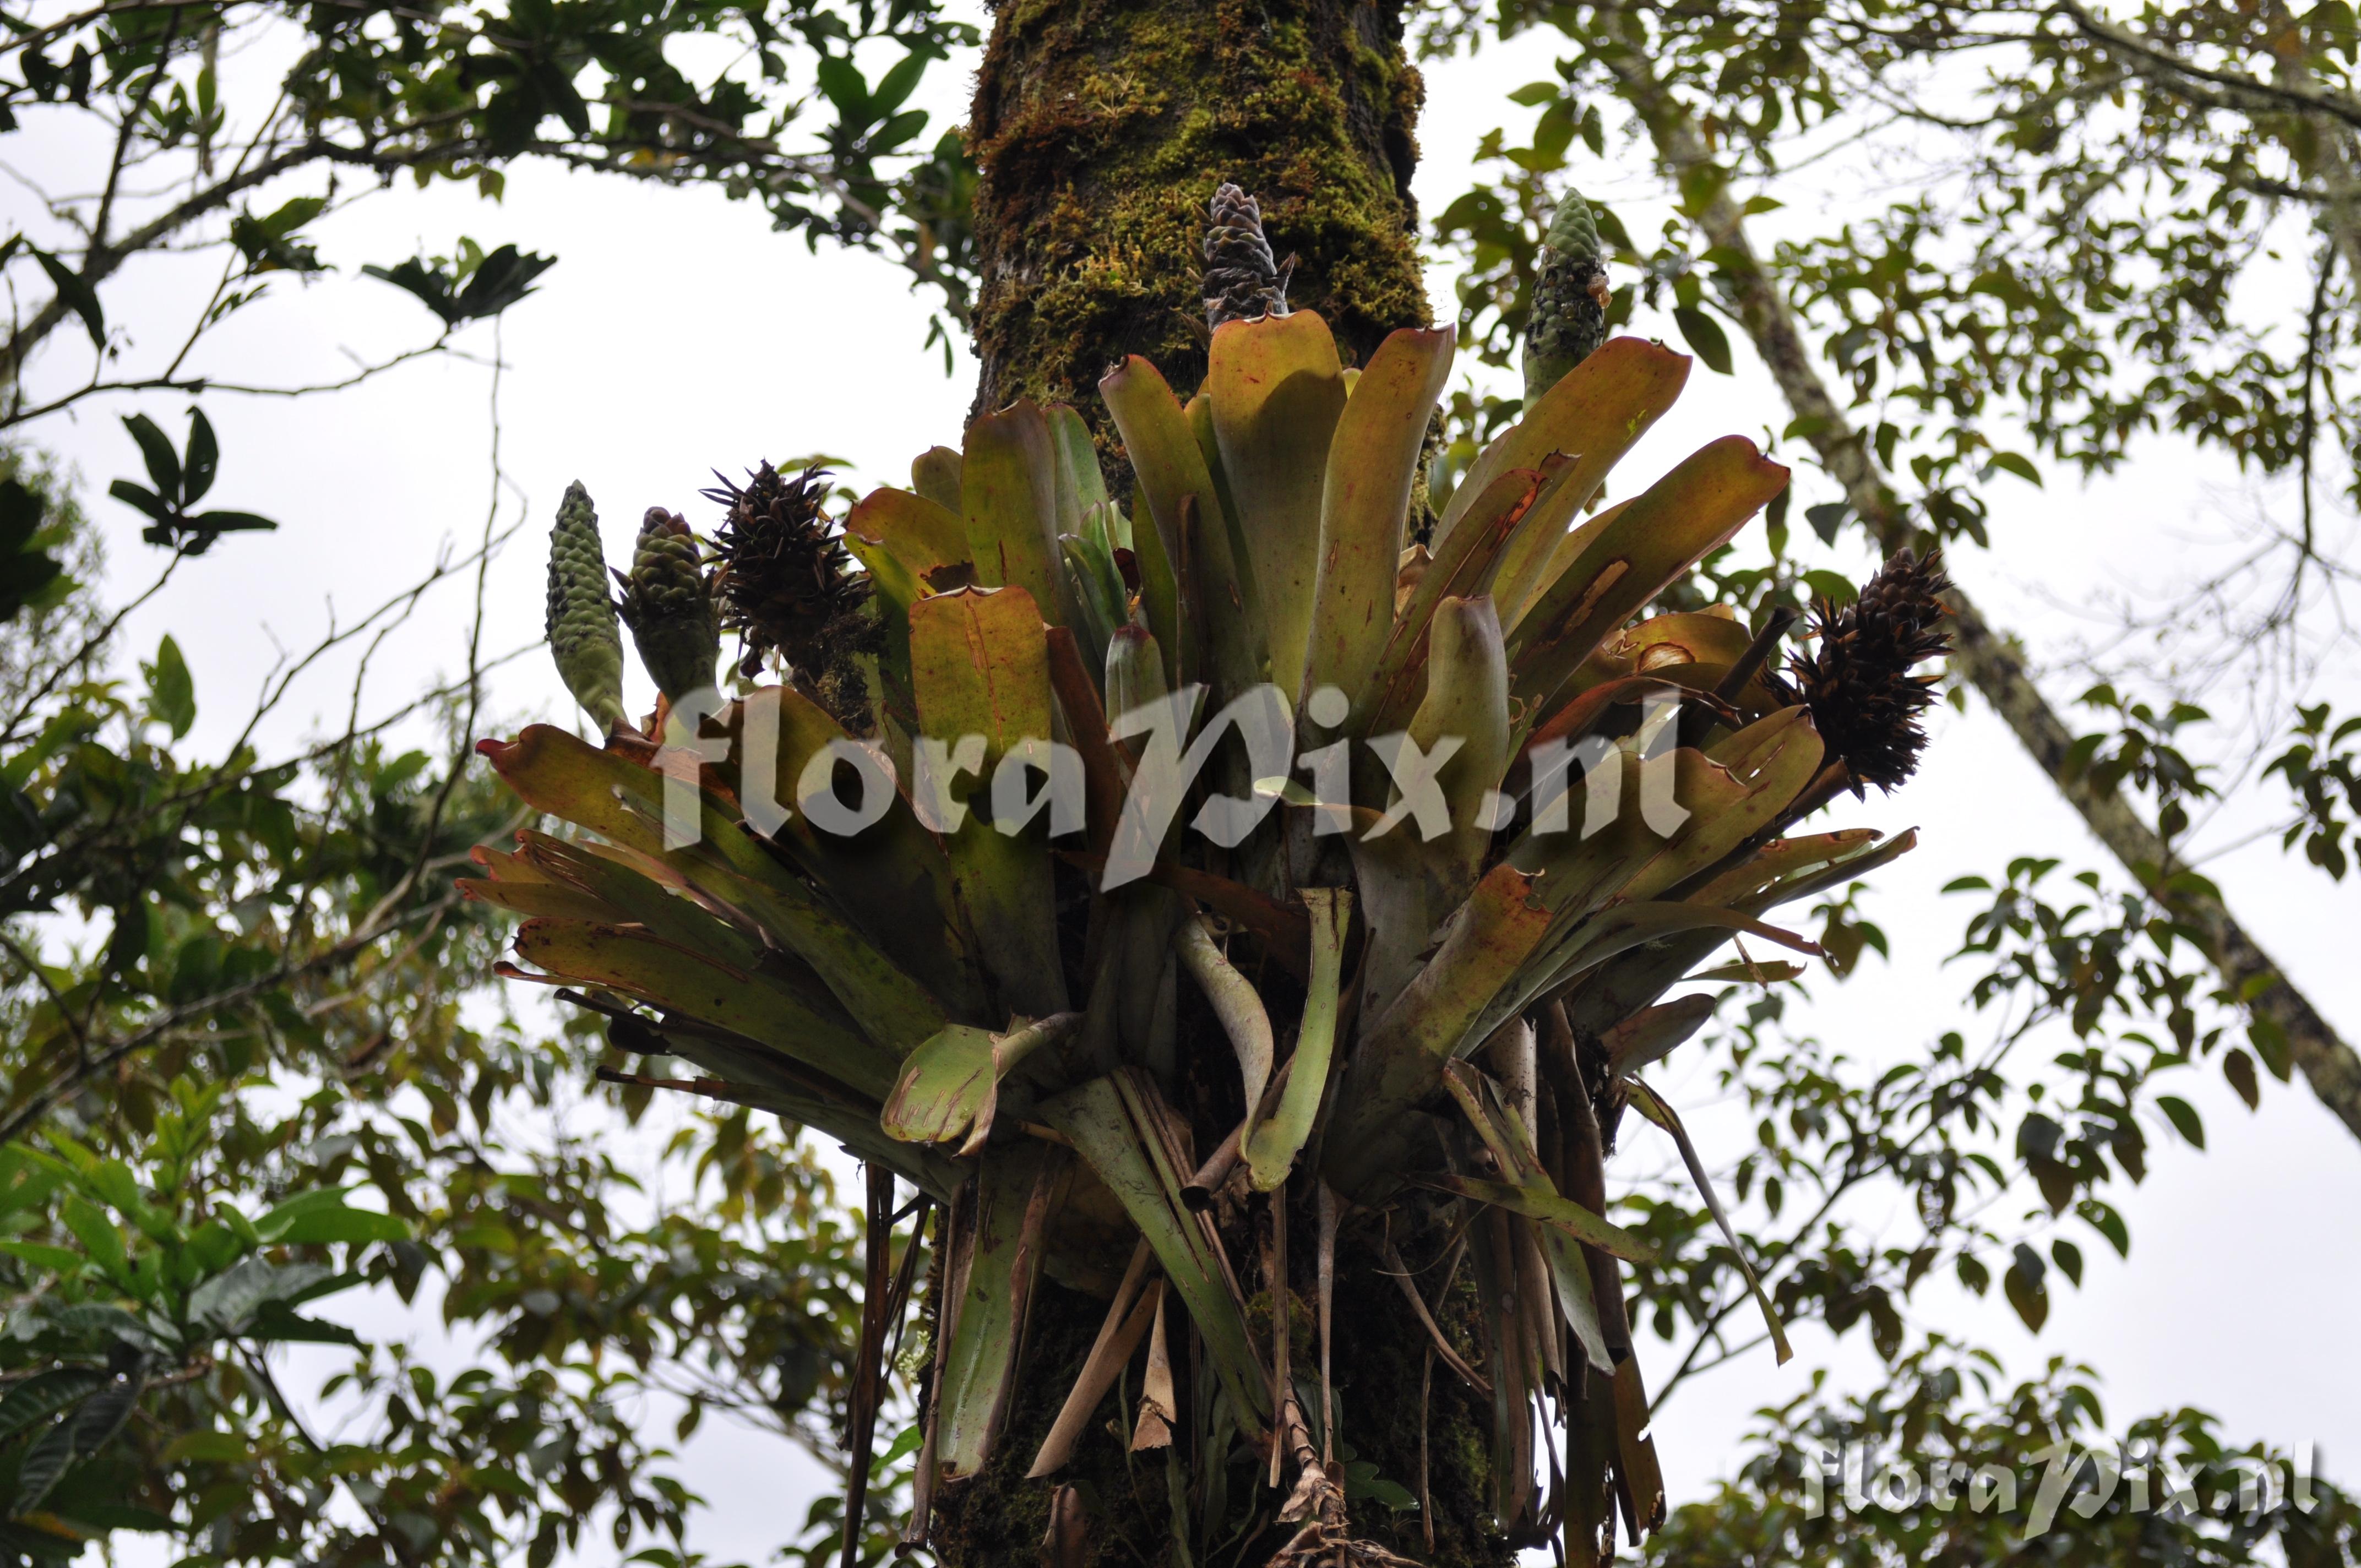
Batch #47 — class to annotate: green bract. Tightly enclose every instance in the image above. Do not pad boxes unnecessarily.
[1522,190,1611,405]
[542,481,628,734]
[614,507,719,708]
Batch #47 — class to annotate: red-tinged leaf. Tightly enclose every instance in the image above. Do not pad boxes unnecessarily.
[909,585,1068,1019]
[1506,436,1791,715]
[1325,862,1557,1197]
[1303,325,1455,705]
[1205,309,1348,701]
[961,401,1070,630]
[1437,336,1689,547]
[846,486,972,581]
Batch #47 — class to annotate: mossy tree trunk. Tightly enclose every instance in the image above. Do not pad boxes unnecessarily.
[966,0,1430,422]
[926,9,1510,1567]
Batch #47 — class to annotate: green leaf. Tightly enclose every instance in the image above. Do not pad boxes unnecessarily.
[452,244,556,320]
[510,918,890,1099]
[2223,1046,2260,1109]
[814,53,868,117]
[843,486,971,585]
[869,50,931,116]
[1303,325,1454,706]
[1505,435,1790,714]
[871,107,928,153]
[106,478,168,521]
[57,1194,129,1288]
[961,401,1072,632]
[1986,450,2042,487]
[1671,305,1733,375]
[1624,1079,1793,1363]
[1240,889,1352,1190]
[1324,862,1556,1196]
[1040,1072,1269,1432]
[121,413,181,502]
[1100,356,1258,704]
[2005,1244,2049,1331]
[186,1257,339,1334]
[480,720,975,1031]
[1355,464,1549,737]
[2155,1094,2205,1148]
[932,1142,1055,1480]
[145,634,195,739]
[880,1016,1073,1157]
[0,1369,108,1443]
[181,409,219,504]
[183,511,279,545]
[1421,1173,1654,1263]
[0,1239,88,1276]
[268,1206,405,1246]
[160,1429,251,1464]
[13,1419,80,1512]
[246,1300,364,1346]
[1205,308,1349,701]
[907,585,1068,1019]
[32,248,105,349]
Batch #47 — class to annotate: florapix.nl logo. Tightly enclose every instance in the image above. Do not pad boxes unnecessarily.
[1800,1435,2326,1542]
[649,680,1702,888]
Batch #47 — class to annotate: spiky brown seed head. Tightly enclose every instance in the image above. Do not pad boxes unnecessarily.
[1779,549,1954,792]
[1203,181,1296,329]
[701,462,879,730]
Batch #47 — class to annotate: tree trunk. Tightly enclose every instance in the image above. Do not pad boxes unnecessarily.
[965,0,1430,425]
[927,17,1500,1563]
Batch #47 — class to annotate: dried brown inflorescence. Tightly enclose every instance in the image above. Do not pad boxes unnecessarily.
[1779,548,1955,792]
[703,462,879,729]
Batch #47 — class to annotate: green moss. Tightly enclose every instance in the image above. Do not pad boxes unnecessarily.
[967,0,1429,458]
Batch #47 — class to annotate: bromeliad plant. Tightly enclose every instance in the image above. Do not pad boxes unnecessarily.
[475,205,1946,1565]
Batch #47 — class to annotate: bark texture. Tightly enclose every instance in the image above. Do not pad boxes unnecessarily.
[1594,20,2361,1143]
[965,0,1430,432]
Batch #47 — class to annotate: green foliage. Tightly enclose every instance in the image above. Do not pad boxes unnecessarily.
[103,410,276,556]
[0,0,982,418]
[1646,1340,2357,1567]
[0,482,69,626]
[0,496,887,1565]
[2267,703,2361,880]
[363,242,557,328]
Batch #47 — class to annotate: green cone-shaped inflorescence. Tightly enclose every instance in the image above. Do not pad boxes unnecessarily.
[616,506,719,707]
[1523,189,1612,404]
[1202,181,1294,329]
[543,481,629,733]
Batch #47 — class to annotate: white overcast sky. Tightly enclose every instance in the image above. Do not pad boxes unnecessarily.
[7,6,2359,1562]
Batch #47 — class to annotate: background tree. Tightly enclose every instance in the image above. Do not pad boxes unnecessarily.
[1434,0,2361,1139]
